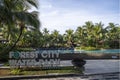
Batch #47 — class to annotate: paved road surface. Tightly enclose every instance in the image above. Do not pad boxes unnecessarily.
[60,60,120,74]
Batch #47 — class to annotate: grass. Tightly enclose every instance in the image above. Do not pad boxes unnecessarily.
[0,66,83,76]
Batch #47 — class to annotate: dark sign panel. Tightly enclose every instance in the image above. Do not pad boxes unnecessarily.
[9,50,60,68]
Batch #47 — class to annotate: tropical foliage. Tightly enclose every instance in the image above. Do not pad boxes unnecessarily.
[0,21,120,51]
[0,0,119,61]
[0,0,40,61]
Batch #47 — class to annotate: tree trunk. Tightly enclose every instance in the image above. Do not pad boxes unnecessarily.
[8,26,23,52]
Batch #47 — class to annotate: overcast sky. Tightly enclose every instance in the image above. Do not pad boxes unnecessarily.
[38,0,119,34]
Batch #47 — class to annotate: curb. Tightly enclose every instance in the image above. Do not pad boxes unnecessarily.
[0,72,119,80]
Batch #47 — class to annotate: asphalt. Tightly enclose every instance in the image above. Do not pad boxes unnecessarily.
[60,60,120,74]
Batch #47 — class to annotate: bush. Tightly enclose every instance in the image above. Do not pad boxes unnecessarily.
[4,62,9,66]
[84,46,98,50]
[72,58,86,68]
[10,68,22,75]
[75,46,98,50]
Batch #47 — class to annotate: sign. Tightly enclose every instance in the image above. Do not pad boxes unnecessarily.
[9,50,60,68]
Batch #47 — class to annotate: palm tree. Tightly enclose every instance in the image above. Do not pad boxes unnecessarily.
[106,23,120,48]
[0,0,40,52]
[51,30,60,47]
[75,26,84,46]
[82,21,94,46]
[106,23,118,40]
[19,29,43,48]
[42,28,50,47]
[64,29,74,47]
[93,22,104,48]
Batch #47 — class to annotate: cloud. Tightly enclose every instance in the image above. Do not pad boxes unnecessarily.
[41,10,59,17]
[39,9,119,34]
[41,4,52,9]
[39,0,119,34]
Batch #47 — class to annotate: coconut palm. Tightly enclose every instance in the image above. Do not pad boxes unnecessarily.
[106,23,119,40]
[75,26,85,46]
[106,23,120,48]
[0,0,40,52]
[19,29,43,48]
[51,30,59,47]
[64,29,74,47]
[93,22,104,48]
[42,28,50,47]
[82,21,94,46]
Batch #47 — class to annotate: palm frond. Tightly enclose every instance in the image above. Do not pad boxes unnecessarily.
[14,11,40,29]
[26,0,38,8]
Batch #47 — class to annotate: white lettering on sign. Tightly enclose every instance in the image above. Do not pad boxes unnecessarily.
[9,59,60,67]
[41,51,48,58]
[9,51,60,68]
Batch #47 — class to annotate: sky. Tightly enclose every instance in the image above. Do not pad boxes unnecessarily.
[38,0,119,34]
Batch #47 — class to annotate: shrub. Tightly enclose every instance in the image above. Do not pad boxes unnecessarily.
[4,62,9,66]
[72,58,86,68]
[84,46,97,50]
[10,68,22,75]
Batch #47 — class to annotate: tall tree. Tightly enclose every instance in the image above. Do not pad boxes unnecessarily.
[51,30,59,47]
[106,23,120,48]
[0,0,40,52]
[82,21,94,46]
[42,28,50,47]
[93,22,104,48]
[75,26,84,46]
[64,29,74,47]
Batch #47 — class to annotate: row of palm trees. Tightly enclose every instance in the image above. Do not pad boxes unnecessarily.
[39,22,119,49]
[0,21,120,51]
[1,21,118,49]
[75,22,119,48]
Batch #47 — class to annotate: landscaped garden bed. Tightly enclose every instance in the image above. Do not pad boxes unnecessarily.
[0,66,83,76]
